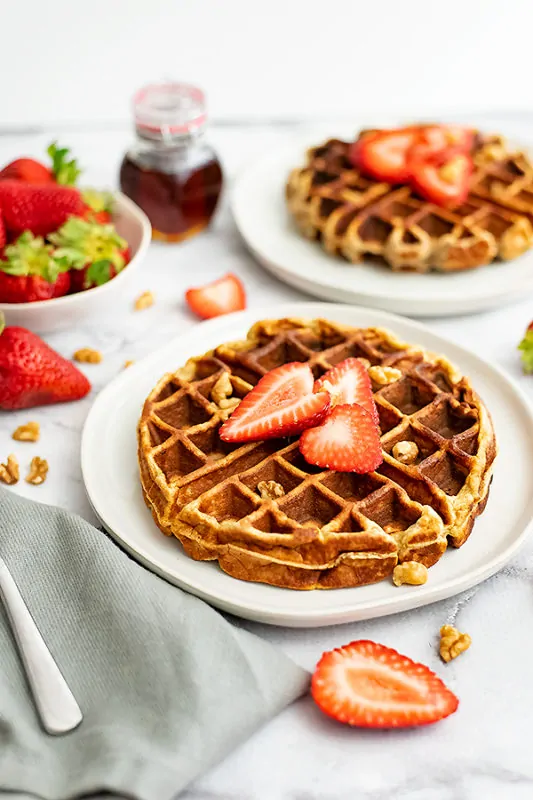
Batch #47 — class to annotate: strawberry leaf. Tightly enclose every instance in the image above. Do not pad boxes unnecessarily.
[86,260,113,286]
[518,329,533,374]
[48,141,82,186]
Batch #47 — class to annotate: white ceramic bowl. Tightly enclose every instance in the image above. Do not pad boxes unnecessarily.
[0,192,152,334]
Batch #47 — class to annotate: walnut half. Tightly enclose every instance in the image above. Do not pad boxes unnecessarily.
[392,561,428,586]
[439,624,471,663]
[257,480,285,500]
[392,441,419,465]
[26,457,49,486]
[0,454,19,485]
[12,421,40,442]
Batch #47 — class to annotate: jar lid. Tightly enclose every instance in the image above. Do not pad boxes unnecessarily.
[133,82,207,137]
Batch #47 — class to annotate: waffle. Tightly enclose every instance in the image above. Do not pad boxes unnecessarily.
[138,318,496,590]
[286,135,533,272]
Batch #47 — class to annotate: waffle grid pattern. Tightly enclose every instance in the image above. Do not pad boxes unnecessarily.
[138,319,496,590]
[286,137,533,272]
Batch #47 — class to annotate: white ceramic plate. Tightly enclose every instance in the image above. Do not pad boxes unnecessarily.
[81,302,533,627]
[232,142,533,317]
[0,193,151,334]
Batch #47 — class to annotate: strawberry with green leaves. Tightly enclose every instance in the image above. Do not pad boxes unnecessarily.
[0,142,81,186]
[519,322,533,374]
[81,189,114,224]
[0,232,71,303]
[49,217,129,292]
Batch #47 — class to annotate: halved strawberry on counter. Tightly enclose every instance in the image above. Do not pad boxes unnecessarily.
[0,232,71,303]
[49,217,129,292]
[349,128,421,183]
[186,273,246,320]
[312,640,459,728]
[314,357,379,424]
[299,403,382,473]
[410,153,472,208]
[0,313,91,410]
[219,362,331,442]
[0,181,85,237]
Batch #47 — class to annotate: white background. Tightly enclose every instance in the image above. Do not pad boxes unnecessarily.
[3,0,533,128]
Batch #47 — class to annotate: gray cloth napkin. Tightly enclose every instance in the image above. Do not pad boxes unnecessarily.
[0,487,309,800]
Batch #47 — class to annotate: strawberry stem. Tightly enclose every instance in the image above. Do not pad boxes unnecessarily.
[47,142,81,186]
[518,329,533,374]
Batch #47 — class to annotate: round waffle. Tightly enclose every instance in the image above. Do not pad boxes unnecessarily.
[138,318,496,590]
[286,135,533,272]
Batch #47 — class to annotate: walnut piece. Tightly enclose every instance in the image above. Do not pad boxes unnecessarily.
[392,561,428,586]
[134,291,154,311]
[12,421,40,442]
[211,372,233,405]
[368,365,403,386]
[26,457,48,486]
[439,624,471,663]
[73,348,102,364]
[392,441,419,465]
[0,454,19,485]
[257,480,285,500]
[124,360,135,369]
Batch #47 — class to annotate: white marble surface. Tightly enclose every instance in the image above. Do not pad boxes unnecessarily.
[1,119,533,799]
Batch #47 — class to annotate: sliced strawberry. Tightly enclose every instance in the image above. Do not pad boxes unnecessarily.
[219,362,330,442]
[312,640,459,728]
[411,125,475,163]
[186,273,246,320]
[299,403,382,473]
[349,128,421,183]
[314,358,379,425]
[410,153,472,208]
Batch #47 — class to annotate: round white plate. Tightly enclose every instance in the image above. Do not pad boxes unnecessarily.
[82,302,533,627]
[232,142,533,317]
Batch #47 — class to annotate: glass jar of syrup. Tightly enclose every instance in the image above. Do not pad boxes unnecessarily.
[119,82,223,243]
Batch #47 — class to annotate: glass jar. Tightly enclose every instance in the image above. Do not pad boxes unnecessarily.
[119,82,223,243]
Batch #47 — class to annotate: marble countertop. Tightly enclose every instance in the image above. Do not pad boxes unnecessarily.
[1,119,533,800]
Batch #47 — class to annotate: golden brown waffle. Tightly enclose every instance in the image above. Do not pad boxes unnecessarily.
[138,318,496,590]
[286,136,533,272]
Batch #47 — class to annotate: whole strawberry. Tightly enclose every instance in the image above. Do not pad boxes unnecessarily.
[49,216,129,292]
[0,181,84,237]
[0,232,71,303]
[0,142,80,186]
[518,321,533,373]
[81,188,114,224]
[0,314,91,410]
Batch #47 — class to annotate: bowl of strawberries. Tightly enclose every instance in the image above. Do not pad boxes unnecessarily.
[0,143,151,333]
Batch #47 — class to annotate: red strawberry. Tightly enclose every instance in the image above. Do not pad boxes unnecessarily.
[0,213,6,251]
[0,158,52,184]
[0,232,71,303]
[81,188,114,224]
[0,314,91,409]
[186,273,246,320]
[312,640,459,728]
[314,358,379,424]
[49,217,129,292]
[220,362,331,442]
[0,181,84,237]
[299,403,382,473]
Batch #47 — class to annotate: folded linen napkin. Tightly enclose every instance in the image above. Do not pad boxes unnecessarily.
[0,487,309,800]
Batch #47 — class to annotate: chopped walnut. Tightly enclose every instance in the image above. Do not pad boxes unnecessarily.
[0,454,19,485]
[392,441,419,465]
[124,360,135,369]
[368,365,402,386]
[257,480,285,500]
[25,457,48,486]
[439,625,471,663]
[73,348,102,364]
[211,372,233,405]
[392,561,428,586]
[134,291,154,311]
[218,398,240,420]
[12,421,40,442]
